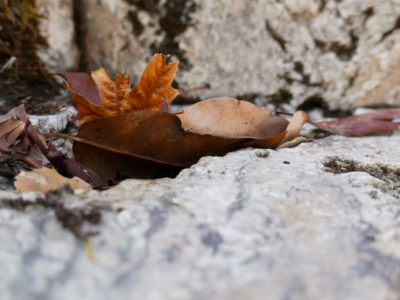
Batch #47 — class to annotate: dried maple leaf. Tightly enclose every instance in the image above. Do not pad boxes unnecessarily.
[15,167,92,194]
[49,98,307,181]
[0,105,105,187]
[58,54,179,124]
[310,108,400,136]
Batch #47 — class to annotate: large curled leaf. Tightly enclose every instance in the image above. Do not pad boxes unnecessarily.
[62,98,307,181]
[310,108,400,136]
[177,97,308,145]
[57,54,180,124]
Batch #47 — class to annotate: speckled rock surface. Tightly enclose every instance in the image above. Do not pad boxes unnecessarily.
[37,0,400,109]
[29,105,76,133]
[1,133,400,299]
[36,0,77,70]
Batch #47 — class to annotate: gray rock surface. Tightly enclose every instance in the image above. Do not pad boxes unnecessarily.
[37,0,400,109]
[29,105,76,133]
[1,133,400,299]
[36,0,77,70]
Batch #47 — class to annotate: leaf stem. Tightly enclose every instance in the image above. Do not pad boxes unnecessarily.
[275,110,294,116]
[43,132,75,139]
[179,84,210,95]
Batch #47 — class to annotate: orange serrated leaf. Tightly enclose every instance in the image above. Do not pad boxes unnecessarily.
[128,54,180,111]
[62,54,180,125]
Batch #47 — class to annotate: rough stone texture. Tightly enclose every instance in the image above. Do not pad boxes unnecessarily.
[1,133,400,299]
[37,0,400,109]
[36,0,78,71]
[29,105,76,133]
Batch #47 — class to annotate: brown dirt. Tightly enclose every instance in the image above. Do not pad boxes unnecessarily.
[0,0,61,115]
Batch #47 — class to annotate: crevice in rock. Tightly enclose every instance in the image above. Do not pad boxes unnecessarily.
[293,61,323,87]
[265,20,286,51]
[381,15,400,41]
[313,30,359,61]
[233,89,292,108]
[127,10,144,37]
[0,186,102,240]
[125,0,160,15]
[268,89,293,107]
[323,157,400,197]
[72,0,90,71]
[149,0,197,70]
[347,69,358,89]
[297,95,352,118]
[362,7,374,25]
[319,0,327,12]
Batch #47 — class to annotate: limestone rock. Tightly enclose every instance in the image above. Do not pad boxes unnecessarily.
[36,0,400,109]
[36,0,78,70]
[1,133,400,299]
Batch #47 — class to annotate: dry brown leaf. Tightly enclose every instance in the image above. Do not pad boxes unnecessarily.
[310,108,400,136]
[178,98,308,149]
[14,167,92,194]
[280,110,309,143]
[61,54,179,124]
[45,98,307,181]
[177,97,289,138]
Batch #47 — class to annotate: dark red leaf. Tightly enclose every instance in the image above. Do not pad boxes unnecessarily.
[55,71,101,105]
[310,108,400,136]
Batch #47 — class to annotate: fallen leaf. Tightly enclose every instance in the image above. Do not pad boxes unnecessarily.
[128,54,179,111]
[58,54,179,124]
[14,167,92,194]
[0,105,105,187]
[0,105,51,175]
[177,97,289,138]
[54,71,101,105]
[178,98,308,149]
[52,98,307,181]
[310,108,400,136]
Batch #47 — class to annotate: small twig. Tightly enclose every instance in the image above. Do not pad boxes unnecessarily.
[275,110,294,116]
[38,62,59,92]
[43,132,75,139]
[179,83,210,96]
[0,56,16,74]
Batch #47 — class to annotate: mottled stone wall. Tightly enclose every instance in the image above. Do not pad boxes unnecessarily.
[37,0,400,109]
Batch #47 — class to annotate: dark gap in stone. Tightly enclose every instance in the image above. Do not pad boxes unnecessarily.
[293,61,323,87]
[265,20,286,51]
[150,0,197,71]
[313,30,359,61]
[268,89,293,106]
[72,0,91,72]
[381,15,400,41]
[323,157,400,196]
[324,158,358,174]
[297,95,352,118]
[363,7,374,24]
[125,0,160,15]
[319,0,327,12]
[127,10,144,36]
[1,186,102,240]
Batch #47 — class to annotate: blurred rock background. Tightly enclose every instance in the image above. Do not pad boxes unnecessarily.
[2,0,400,111]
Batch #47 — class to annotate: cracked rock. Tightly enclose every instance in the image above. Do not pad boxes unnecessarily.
[1,132,400,299]
[37,0,400,109]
